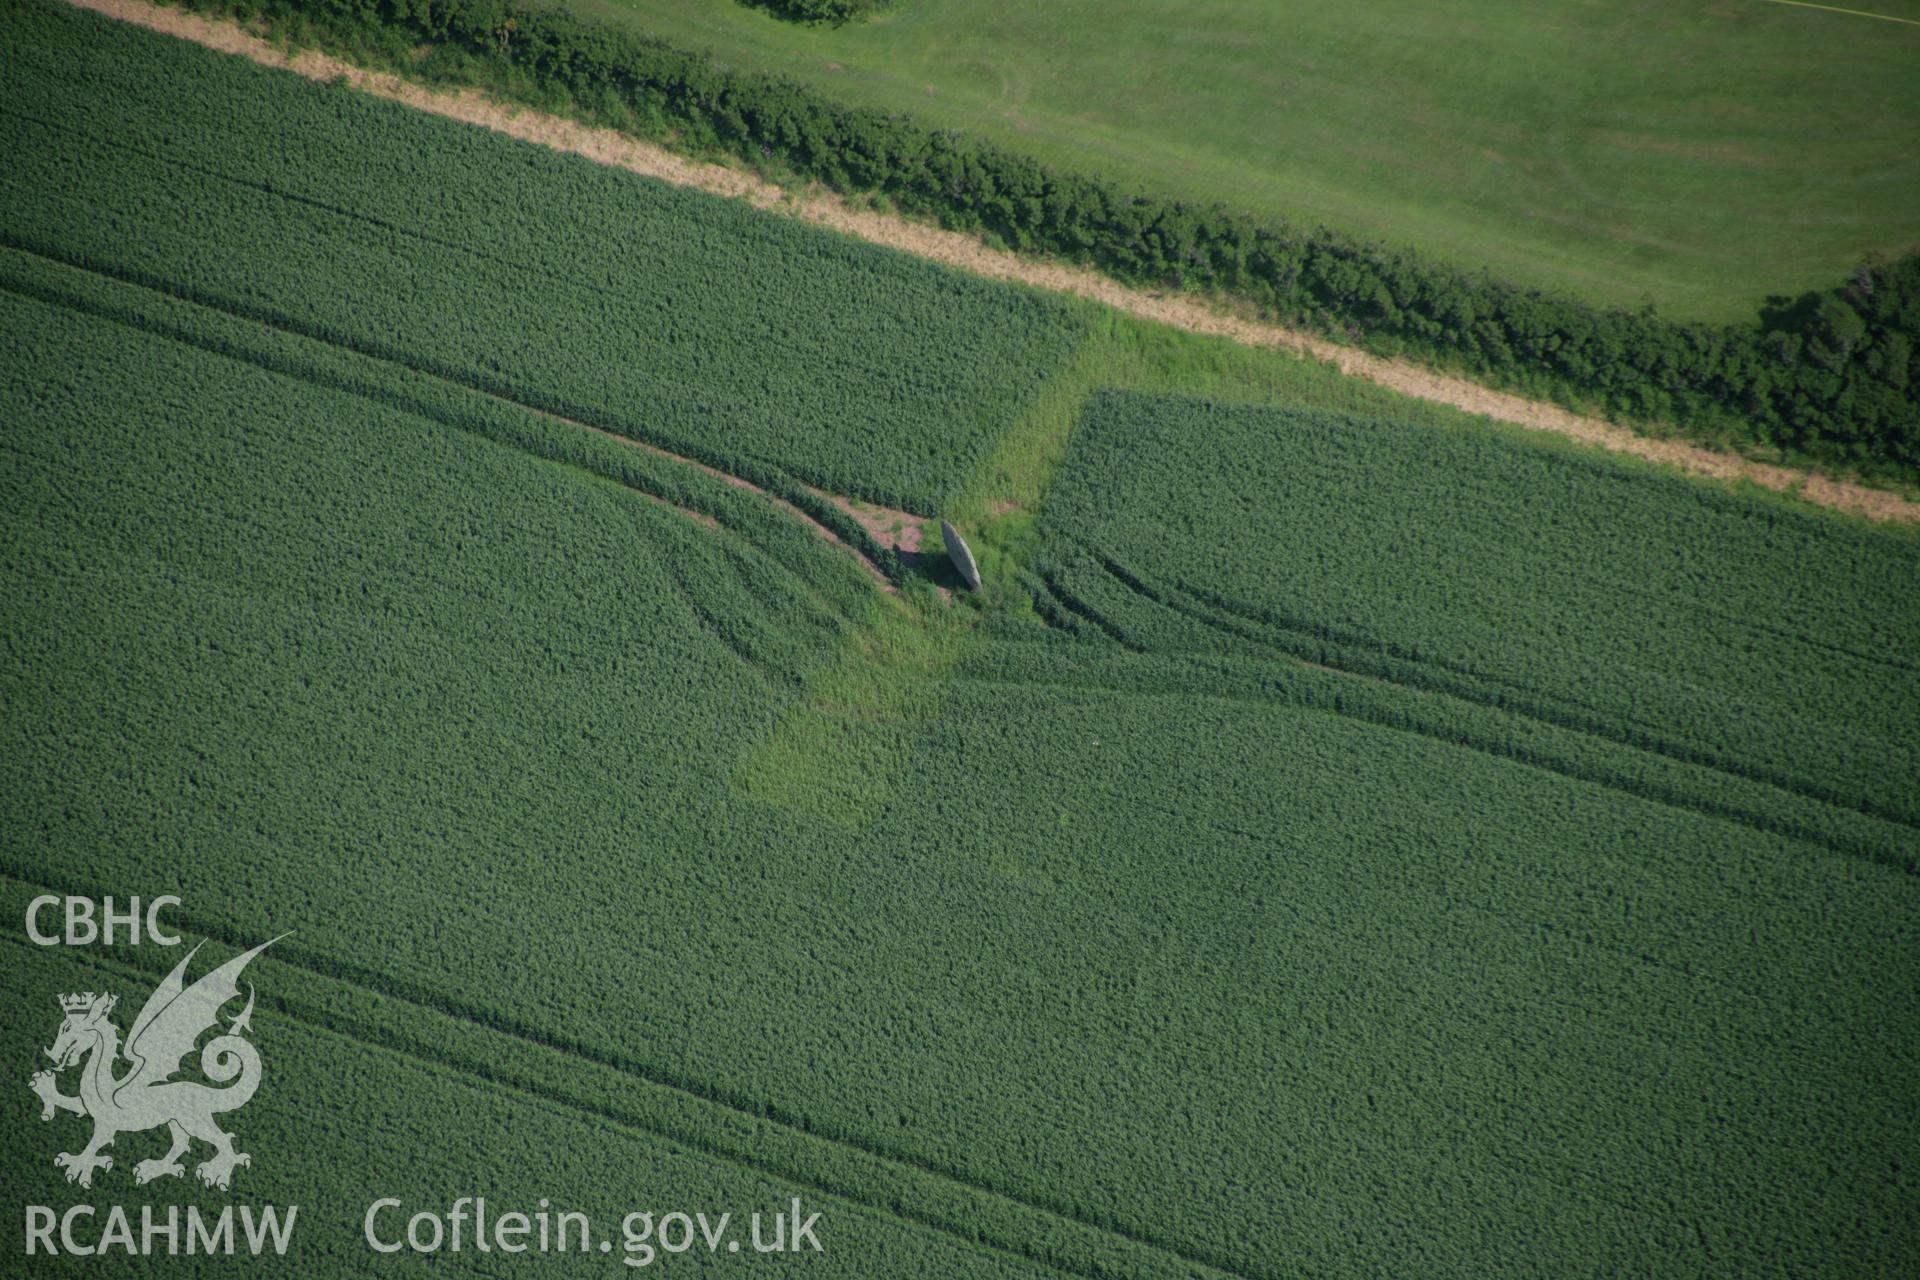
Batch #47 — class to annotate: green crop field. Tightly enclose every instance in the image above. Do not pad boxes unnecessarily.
[1037,392,1920,845]
[587,0,1920,322]
[3,2,1917,1277]
[0,12,1085,514]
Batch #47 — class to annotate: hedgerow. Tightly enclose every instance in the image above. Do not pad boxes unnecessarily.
[6,10,1917,1277]
[134,0,1920,482]
[739,0,897,25]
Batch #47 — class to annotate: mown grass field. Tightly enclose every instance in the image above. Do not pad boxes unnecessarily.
[587,0,1920,321]
[3,3,1917,1276]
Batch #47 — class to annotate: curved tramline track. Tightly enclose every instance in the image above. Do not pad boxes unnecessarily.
[7,6,1916,1277]
[0,238,915,600]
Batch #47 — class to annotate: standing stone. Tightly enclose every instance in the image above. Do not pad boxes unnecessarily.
[940,519,982,592]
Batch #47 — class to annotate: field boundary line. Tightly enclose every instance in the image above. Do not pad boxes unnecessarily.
[0,876,1254,1280]
[62,0,1920,525]
[1756,0,1920,27]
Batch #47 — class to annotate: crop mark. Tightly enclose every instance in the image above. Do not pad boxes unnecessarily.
[58,0,1920,526]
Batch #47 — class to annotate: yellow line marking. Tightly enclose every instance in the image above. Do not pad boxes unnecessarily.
[1756,0,1920,27]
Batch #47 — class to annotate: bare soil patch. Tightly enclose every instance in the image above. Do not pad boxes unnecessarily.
[804,486,927,556]
[68,0,1920,524]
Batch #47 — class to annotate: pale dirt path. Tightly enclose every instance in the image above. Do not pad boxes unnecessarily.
[804,486,928,555]
[68,0,1920,524]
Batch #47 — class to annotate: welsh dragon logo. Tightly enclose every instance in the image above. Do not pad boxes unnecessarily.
[30,938,282,1191]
